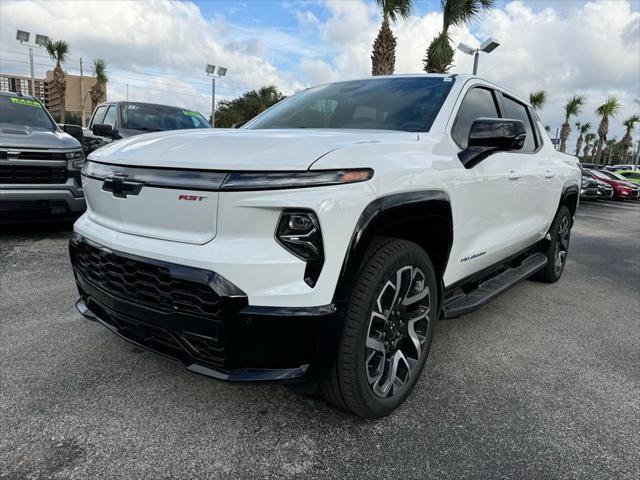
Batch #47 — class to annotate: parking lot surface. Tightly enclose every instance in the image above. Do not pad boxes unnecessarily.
[1,200,639,480]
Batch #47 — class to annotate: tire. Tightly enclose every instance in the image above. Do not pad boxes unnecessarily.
[319,238,438,418]
[534,206,572,283]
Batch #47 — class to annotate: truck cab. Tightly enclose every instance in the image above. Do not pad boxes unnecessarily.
[82,101,211,155]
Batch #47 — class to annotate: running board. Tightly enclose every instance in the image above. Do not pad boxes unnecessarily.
[442,253,547,319]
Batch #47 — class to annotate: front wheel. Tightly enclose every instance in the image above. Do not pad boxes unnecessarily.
[320,238,438,418]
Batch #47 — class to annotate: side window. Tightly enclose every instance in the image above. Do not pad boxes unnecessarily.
[89,106,106,128]
[101,105,117,128]
[451,87,499,148]
[500,94,536,152]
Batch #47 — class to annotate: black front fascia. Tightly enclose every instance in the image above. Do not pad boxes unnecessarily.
[69,234,340,382]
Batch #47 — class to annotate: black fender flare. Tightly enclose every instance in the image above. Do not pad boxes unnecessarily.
[332,190,453,305]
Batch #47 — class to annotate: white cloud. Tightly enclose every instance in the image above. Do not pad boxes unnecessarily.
[0,0,638,145]
[0,0,305,116]
[295,0,640,147]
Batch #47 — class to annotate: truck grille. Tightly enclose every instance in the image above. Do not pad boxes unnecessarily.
[69,239,222,318]
[0,165,67,184]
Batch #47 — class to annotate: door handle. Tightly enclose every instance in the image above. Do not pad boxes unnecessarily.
[544,170,555,179]
[508,170,521,180]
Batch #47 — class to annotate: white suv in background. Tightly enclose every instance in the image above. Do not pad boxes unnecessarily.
[70,74,580,417]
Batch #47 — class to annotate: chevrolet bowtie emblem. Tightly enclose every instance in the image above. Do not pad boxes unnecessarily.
[102,175,144,198]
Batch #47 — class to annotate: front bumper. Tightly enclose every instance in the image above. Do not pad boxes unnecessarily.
[69,234,341,383]
[0,181,86,222]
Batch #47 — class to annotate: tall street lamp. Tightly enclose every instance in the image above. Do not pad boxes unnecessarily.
[16,30,48,98]
[457,38,500,75]
[206,64,228,128]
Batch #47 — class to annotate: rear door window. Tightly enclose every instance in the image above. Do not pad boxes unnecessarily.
[451,87,500,149]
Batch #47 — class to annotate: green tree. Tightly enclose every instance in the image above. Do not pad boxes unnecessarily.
[371,0,414,76]
[89,59,108,112]
[46,39,70,123]
[574,122,590,157]
[559,95,585,153]
[529,90,547,111]
[215,85,285,128]
[423,0,495,73]
[620,114,639,163]
[595,96,621,165]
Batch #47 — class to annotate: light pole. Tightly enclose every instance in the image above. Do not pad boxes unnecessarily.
[206,64,228,128]
[457,38,500,75]
[16,30,48,99]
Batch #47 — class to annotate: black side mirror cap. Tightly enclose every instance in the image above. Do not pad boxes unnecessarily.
[62,124,83,139]
[459,118,527,168]
[92,123,116,138]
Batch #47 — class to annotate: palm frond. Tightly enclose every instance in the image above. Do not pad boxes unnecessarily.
[377,0,414,23]
[443,0,496,29]
[564,95,585,119]
[92,59,108,84]
[622,114,640,133]
[596,96,621,117]
[529,90,547,110]
[45,39,70,65]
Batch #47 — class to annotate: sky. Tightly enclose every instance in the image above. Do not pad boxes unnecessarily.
[0,0,639,147]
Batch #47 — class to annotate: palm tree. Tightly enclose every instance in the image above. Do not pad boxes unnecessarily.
[88,59,108,112]
[371,0,414,76]
[423,0,495,73]
[529,90,547,111]
[46,39,70,123]
[559,95,585,153]
[620,114,640,163]
[595,96,621,166]
[589,139,599,163]
[574,122,590,157]
[583,133,595,161]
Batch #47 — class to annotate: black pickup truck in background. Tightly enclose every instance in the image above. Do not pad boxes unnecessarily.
[82,101,211,155]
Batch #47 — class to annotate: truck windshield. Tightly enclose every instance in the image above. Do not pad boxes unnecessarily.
[122,103,210,131]
[246,77,454,132]
[0,96,56,130]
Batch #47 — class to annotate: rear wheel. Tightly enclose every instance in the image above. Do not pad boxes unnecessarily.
[320,238,438,418]
[534,206,572,283]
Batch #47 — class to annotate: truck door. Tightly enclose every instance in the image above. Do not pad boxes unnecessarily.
[444,86,522,284]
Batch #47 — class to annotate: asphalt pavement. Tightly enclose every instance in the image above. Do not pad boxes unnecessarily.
[1,200,639,480]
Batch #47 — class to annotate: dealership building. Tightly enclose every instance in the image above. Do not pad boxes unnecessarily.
[0,71,103,125]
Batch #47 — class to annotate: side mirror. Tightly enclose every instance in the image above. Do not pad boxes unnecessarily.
[232,120,247,128]
[62,124,83,139]
[92,123,118,138]
[459,118,527,168]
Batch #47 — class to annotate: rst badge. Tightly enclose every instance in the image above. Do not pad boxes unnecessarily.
[178,194,207,201]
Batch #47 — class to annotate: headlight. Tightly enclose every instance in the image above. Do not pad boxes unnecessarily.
[276,210,324,286]
[65,150,85,168]
[220,169,374,191]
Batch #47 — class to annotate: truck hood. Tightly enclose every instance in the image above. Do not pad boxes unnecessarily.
[0,122,80,149]
[88,128,416,170]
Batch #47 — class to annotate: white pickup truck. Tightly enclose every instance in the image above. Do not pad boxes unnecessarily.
[70,74,581,417]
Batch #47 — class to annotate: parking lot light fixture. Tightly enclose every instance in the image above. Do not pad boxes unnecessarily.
[35,34,49,47]
[16,29,48,99]
[206,64,228,128]
[457,38,500,75]
[16,30,30,43]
